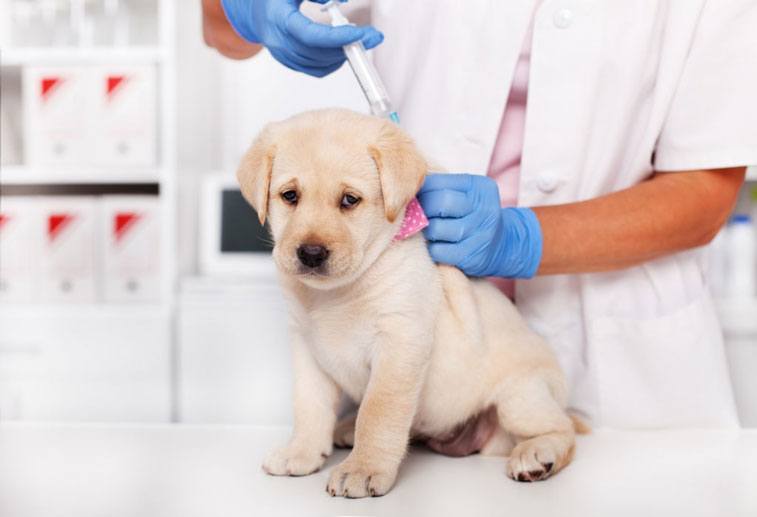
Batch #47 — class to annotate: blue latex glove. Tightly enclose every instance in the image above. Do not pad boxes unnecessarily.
[221,0,383,77]
[417,173,543,279]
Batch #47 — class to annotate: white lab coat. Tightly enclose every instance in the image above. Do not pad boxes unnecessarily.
[370,0,757,428]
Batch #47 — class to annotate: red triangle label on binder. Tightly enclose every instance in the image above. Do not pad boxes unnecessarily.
[0,214,9,231]
[48,214,75,242]
[114,212,141,242]
[41,77,63,101]
[106,75,127,100]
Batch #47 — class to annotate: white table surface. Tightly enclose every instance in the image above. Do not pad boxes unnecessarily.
[1,424,755,517]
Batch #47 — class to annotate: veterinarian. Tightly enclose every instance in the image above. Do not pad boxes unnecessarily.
[203,0,757,428]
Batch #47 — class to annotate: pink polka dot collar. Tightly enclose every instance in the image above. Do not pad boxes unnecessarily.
[393,198,429,241]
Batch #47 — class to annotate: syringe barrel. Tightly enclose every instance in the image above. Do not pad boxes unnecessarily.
[323,1,397,121]
[342,41,395,119]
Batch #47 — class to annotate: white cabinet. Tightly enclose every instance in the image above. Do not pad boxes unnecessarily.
[0,305,171,422]
[178,277,292,424]
[0,0,177,423]
[718,298,757,427]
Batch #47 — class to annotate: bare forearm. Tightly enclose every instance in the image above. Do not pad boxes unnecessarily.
[533,167,745,275]
[202,0,262,59]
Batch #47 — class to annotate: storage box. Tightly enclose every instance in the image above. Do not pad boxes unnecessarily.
[23,66,94,167]
[99,196,161,302]
[38,197,98,302]
[0,197,43,302]
[22,65,157,168]
[92,65,157,167]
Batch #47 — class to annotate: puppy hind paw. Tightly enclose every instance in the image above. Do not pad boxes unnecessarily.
[332,414,356,449]
[333,431,354,449]
[512,464,553,482]
[506,436,566,482]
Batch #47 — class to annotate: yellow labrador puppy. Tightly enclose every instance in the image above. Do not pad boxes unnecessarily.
[237,109,579,498]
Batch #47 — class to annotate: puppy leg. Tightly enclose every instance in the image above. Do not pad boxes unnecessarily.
[326,331,429,498]
[479,425,515,457]
[494,375,574,482]
[263,333,340,477]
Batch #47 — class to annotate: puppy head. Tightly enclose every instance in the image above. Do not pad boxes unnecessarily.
[237,109,427,290]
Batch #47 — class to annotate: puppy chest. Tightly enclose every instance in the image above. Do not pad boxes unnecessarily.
[306,320,376,401]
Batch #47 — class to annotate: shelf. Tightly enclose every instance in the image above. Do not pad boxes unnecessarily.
[0,302,169,320]
[0,47,166,67]
[0,165,162,186]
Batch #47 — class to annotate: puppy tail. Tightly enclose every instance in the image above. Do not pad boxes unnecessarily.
[570,413,592,435]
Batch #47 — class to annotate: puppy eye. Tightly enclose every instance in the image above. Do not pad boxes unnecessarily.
[281,190,298,205]
[341,193,361,209]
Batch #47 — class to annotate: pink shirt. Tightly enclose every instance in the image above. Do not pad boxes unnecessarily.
[487,21,535,299]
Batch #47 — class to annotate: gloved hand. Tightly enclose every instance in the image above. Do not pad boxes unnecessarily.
[221,0,383,77]
[417,173,543,279]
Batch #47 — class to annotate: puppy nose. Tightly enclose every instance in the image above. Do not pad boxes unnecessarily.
[297,244,330,268]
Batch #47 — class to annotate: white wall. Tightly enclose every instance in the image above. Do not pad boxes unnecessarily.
[175,4,220,277]
[217,53,367,170]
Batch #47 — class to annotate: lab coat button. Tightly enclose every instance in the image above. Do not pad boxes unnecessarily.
[553,8,574,28]
[537,175,560,193]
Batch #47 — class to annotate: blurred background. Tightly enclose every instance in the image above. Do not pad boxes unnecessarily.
[0,0,756,428]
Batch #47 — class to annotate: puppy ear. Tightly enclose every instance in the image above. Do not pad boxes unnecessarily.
[237,126,276,225]
[369,122,427,223]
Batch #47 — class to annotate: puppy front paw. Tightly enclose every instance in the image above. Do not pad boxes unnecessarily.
[326,456,397,498]
[262,444,329,477]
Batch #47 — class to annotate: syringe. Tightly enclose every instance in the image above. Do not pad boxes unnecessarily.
[322,1,400,124]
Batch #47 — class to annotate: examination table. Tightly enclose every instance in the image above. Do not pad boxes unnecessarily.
[1,424,755,517]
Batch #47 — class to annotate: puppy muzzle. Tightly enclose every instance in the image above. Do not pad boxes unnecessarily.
[296,244,330,269]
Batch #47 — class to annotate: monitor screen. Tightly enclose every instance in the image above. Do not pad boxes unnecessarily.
[220,189,273,253]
